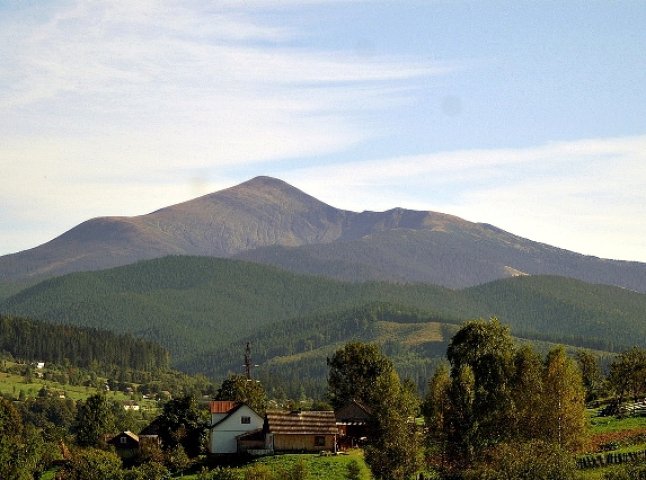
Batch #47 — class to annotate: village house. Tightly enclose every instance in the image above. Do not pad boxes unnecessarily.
[263,410,338,453]
[208,401,264,455]
[108,431,140,459]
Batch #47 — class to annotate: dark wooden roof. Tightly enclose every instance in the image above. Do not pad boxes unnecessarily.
[335,399,374,424]
[266,410,338,435]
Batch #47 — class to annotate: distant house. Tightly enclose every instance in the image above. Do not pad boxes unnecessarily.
[264,410,338,453]
[335,399,374,448]
[108,431,140,459]
[123,400,140,411]
[209,401,264,454]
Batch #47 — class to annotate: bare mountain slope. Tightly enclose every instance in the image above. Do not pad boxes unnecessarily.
[1,176,645,292]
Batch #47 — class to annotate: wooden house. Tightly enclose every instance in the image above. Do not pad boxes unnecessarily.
[335,399,374,448]
[264,410,338,453]
[209,401,264,454]
[108,431,140,459]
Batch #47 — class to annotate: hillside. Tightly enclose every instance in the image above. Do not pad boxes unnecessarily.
[0,313,169,372]
[2,256,645,374]
[1,176,645,292]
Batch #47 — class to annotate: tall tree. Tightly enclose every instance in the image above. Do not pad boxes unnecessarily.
[364,369,421,480]
[609,347,646,405]
[156,395,206,458]
[327,341,394,410]
[576,350,605,403]
[445,318,515,454]
[73,394,115,447]
[540,347,587,452]
[215,374,267,414]
[422,364,451,467]
[0,398,46,480]
[510,345,544,440]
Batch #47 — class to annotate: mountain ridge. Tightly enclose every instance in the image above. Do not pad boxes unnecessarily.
[1,176,645,292]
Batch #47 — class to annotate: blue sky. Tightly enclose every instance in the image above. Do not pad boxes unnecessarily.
[1,0,645,262]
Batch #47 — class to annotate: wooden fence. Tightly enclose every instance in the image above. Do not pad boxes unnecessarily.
[577,450,646,469]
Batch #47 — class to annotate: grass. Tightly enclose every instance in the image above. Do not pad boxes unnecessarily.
[0,363,157,408]
[575,407,646,479]
[176,450,372,480]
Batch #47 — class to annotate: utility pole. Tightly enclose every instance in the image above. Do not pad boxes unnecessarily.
[244,342,252,380]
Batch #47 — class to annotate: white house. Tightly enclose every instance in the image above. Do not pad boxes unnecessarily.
[209,401,264,454]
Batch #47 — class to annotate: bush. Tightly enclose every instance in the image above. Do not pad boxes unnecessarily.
[244,464,274,480]
[346,459,361,480]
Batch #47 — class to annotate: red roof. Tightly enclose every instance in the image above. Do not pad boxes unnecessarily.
[209,400,238,414]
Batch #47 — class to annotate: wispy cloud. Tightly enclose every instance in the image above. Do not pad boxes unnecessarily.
[0,0,457,253]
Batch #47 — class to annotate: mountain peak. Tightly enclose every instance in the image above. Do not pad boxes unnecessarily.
[1,176,645,293]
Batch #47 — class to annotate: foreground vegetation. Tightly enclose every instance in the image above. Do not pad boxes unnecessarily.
[1,299,646,478]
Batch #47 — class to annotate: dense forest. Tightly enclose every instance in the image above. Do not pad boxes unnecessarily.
[0,313,170,372]
[1,257,644,373]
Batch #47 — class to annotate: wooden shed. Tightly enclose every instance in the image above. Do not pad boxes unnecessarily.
[265,410,338,453]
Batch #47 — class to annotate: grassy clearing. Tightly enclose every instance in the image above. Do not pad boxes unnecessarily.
[0,365,156,407]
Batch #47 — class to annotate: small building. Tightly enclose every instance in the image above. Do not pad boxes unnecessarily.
[108,431,140,459]
[265,410,338,453]
[123,400,140,411]
[209,401,264,454]
[335,399,374,448]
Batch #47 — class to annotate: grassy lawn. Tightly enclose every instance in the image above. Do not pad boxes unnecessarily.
[176,450,372,480]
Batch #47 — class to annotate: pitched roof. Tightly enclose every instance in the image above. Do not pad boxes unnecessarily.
[209,400,239,414]
[109,430,139,444]
[266,410,338,435]
[335,399,374,424]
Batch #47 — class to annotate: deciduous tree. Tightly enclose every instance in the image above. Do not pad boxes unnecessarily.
[215,374,267,414]
[540,346,587,452]
[156,395,206,457]
[327,341,394,410]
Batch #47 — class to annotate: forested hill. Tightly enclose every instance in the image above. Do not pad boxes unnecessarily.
[1,256,645,371]
[0,313,170,372]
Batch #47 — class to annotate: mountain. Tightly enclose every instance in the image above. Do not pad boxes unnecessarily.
[1,176,645,292]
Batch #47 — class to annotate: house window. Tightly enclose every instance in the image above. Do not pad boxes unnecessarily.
[315,436,326,446]
[120,437,127,445]
[241,416,251,424]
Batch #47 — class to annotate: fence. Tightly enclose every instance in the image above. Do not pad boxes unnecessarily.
[577,450,646,469]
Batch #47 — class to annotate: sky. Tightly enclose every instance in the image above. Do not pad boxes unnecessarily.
[1,0,645,262]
